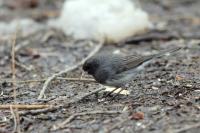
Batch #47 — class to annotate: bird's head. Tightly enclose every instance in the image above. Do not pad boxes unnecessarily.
[83,58,100,75]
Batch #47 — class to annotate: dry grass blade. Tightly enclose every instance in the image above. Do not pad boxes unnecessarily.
[11,33,17,103]
[0,77,95,84]
[11,31,21,133]
[0,104,52,110]
[10,106,17,133]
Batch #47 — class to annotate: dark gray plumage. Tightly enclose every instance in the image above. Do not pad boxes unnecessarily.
[82,48,181,87]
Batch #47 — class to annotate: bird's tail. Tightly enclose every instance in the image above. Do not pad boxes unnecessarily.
[147,47,182,59]
[122,47,181,71]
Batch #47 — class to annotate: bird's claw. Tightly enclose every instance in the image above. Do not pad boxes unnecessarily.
[103,87,126,100]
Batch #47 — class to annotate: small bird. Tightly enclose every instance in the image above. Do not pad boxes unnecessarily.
[83,48,181,90]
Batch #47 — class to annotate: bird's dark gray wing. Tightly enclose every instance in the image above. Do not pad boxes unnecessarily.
[105,54,161,87]
[105,47,181,87]
[114,54,154,74]
[117,47,181,73]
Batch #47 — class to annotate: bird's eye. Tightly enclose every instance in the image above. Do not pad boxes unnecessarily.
[84,65,90,71]
[83,58,99,74]
[83,64,89,71]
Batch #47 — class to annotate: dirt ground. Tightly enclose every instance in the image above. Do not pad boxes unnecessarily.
[0,0,200,133]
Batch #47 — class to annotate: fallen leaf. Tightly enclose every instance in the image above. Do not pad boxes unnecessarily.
[130,112,144,120]
[175,75,184,81]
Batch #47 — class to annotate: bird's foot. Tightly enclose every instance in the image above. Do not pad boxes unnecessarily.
[102,87,129,100]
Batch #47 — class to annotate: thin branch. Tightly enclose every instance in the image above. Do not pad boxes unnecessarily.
[52,110,122,131]
[38,41,103,99]
[1,77,95,84]
[10,106,17,133]
[19,105,61,116]
[14,40,30,52]
[16,111,21,133]
[11,33,17,103]
[56,77,95,82]
[0,104,52,110]
[15,61,33,71]
[11,28,21,133]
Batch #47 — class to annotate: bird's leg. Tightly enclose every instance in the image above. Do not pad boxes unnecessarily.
[104,87,120,97]
[110,88,126,100]
[110,84,130,99]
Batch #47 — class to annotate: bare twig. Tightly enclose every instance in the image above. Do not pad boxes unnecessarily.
[52,110,122,130]
[10,106,17,133]
[0,104,52,110]
[173,123,200,133]
[38,41,103,99]
[11,32,21,133]
[1,77,95,84]
[16,112,21,133]
[19,105,61,116]
[56,77,95,82]
[11,33,17,103]
[15,61,33,71]
[14,40,29,52]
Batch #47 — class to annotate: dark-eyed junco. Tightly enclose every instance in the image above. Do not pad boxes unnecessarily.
[83,48,181,88]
